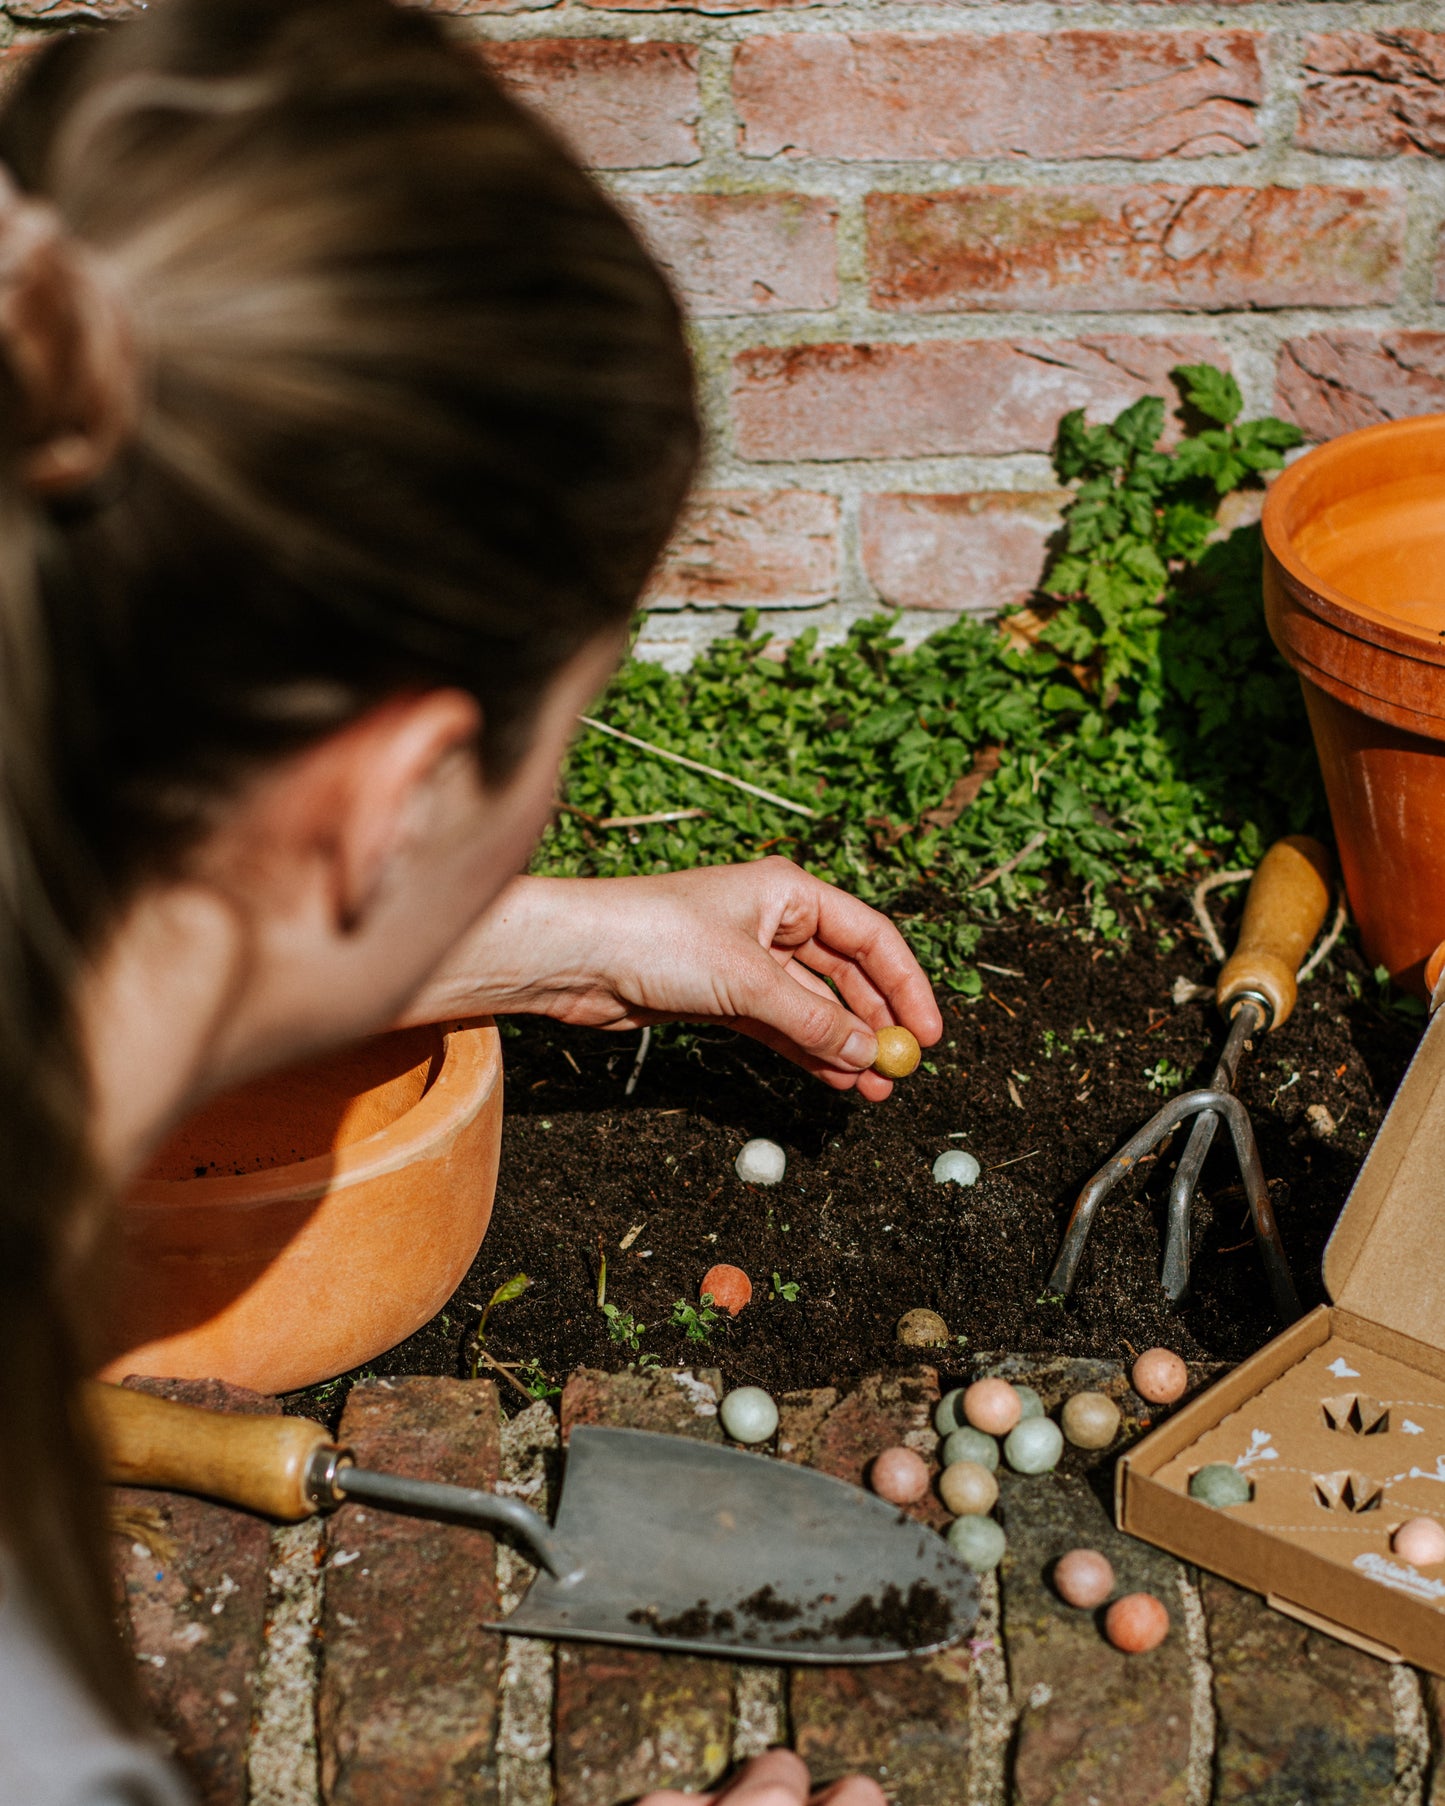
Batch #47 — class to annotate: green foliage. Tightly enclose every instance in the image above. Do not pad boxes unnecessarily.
[672,1296,720,1344]
[534,369,1320,947]
[772,1272,801,1302]
[470,1273,530,1373]
[601,1301,645,1351]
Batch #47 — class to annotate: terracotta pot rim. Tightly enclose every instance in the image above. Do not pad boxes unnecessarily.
[124,1019,501,1211]
[1261,414,1445,666]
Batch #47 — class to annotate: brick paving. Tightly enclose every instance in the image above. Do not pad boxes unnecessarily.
[109,1359,1445,1806]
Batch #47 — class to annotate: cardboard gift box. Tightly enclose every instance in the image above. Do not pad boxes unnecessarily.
[1118,1004,1445,1673]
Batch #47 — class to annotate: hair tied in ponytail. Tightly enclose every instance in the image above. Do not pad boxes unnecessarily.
[0,166,138,498]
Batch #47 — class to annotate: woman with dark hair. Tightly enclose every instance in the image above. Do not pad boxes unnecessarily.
[0,3,936,1800]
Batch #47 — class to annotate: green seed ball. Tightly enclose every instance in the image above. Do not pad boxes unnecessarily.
[934,1388,967,1436]
[946,1514,1006,1572]
[719,1386,778,1445]
[1013,1385,1045,1422]
[939,1460,999,1517]
[1004,1416,1065,1475]
[942,1427,1000,1472]
[1189,1464,1252,1508]
[1061,1391,1122,1451]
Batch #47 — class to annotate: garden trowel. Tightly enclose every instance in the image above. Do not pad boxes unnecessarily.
[87,1380,978,1662]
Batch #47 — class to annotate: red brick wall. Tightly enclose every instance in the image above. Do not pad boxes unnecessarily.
[11,1,1441,655]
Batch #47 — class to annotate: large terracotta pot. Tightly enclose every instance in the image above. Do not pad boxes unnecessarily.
[99,1020,503,1395]
[1263,414,1445,992]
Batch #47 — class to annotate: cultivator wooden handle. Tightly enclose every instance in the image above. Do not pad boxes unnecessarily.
[1216,835,1333,1030]
[85,1381,337,1520]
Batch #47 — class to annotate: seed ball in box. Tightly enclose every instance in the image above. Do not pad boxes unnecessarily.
[1004,1416,1064,1475]
[942,1426,1000,1473]
[947,1515,1006,1572]
[1132,1348,1188,1406]
[1394,1518,1445,1566]
[720,1386,777,1445]
[1062,1391,1121,1450]
[1013,1385,1045,1421]
[1054,1548,1115,1610]
[1105,1592,1170,1653]
[1188,1464,1252,1508]
[897,1308,950,1348]
[939,1460,998,1517]
[964,1378,1021,1436]
[873,1026,921,1078]
[871,1446,930,1506]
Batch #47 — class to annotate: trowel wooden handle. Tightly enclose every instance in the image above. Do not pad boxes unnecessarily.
[85,1381,340,1521]
[1217,836,1334,1030]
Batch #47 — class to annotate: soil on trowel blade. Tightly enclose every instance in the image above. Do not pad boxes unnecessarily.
[286,882,1419,1426]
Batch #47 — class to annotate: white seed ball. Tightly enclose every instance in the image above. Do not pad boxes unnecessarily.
[942,1427,1000,1472]
[720,1386,778,1444]
[735,1139,786,1186]
[933,1150,981,1187]
[946,1514,1006,1572]
[1004,1416,1064,1475]
[1013,1385,1045,1422]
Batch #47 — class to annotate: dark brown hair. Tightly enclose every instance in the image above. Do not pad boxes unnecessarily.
[0,0,698,1725]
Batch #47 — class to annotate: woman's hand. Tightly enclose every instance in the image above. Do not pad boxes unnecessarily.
[640,1748,886,1805]
[399,858,942,1101]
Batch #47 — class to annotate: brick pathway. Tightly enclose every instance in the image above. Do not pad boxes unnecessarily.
[110,1361,1442,1806]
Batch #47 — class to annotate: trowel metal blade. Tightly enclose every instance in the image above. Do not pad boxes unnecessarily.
[489,1426,979,1663]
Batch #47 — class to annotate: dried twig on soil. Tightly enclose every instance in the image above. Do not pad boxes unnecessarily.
[624,1025,651,1097]
[579,716,816,818]
[970,829,1048,892]
[1190,868,1253,961]
[472,1346,536,1405]
[598,809,709,829]
[921,745,1001,830]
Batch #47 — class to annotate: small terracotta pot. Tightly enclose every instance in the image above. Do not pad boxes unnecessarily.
[99,1021,503,1395]
[1263,414,1445,991]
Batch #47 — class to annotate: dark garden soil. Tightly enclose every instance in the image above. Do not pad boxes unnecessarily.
[286,881,1421,1429]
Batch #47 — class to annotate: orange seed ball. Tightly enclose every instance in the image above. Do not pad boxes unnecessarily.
[1394,1518,1445,1566]
[873,1026,921,1079]
[700,1264,752,1316]
[1104,1592,1170,1653]
[1132,1348,1188,1406]
[1054,1548,1115,1609]
[964,1378,1022,1437]
[870,1445,931,1505]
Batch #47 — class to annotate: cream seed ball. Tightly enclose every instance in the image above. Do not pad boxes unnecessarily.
[873,1026,921,1079]
[897,1309,951,1348]
[719,1386,778,1445]
[871,1446,931,1506]
[1062,1391,1122,1450]
[947,1515,1006,1573]
[1105,1592,1170,1653]
[1054,1548,1116,1610]
[1394,1518,1445,1566]
[735,1139,786,1186]
[1132,1348,1188,1406]
[964,1378,1022,1436]
[1004,1416,1064,1475]
[943,1426,1000,1473]
[939,1460,998,1517]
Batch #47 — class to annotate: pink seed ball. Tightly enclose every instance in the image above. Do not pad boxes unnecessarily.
[1394,1518,1445,1566]
[1132,1348,1188,1406]
[870,1446,930,1506]
[1054,1548,1116,1610]
[1104,1592,1170,1653]
[964,1378,1022,1437]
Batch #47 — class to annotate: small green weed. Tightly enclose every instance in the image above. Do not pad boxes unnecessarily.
[1145,1057,1184,1094]
[672,1296,720,1344]
[601,1302,645,1351]
[772,1272,801,1302]
[469,1273,530,1378]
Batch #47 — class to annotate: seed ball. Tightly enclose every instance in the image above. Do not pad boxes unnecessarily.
[719,1386,778,1445]
[946,1515,1006,1573]
[942,1427,1000,1473]
[870,1446,930,1506]
[964,1378,1022,1436]
[1188,1464,1252,1509]
[1104,1592,1170,1654]
[735,1138,786,1186]
[1054,1548,1116,1610]
[1132,1348,1188,1406]
[933,1151,981,1187]
[1004,1416,1065,1475]
[1394,1518,1445,1566]
[939,1460,999,1517]
[873,1026,921,1079]
[1014,1385,1045,1422]
[897,1308,951,1348]
[700,1264,752,1317]
[1062,1391,1122,1451]
[934,1387,967,1435]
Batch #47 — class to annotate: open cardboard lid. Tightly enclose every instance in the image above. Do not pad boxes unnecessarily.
[1324,1002,1445,1347]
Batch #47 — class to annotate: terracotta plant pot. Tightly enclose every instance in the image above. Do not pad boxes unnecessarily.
[1263,414,1445,992]
[99,1021,503,1395]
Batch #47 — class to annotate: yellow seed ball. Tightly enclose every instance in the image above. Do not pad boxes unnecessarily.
[1061,1391,1122,1451]
[873,1026,921,1079]
[939,1459,999,1517]
[896,1308,950,1348]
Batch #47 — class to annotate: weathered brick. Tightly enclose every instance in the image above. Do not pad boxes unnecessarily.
[1426,1675,1445,1804]
[1437,227,1445,304]
[649,491,839,611]
[868,186,1403,313]
[734,32,1262,162]
[629,194,837,317]
[732,335,1229,461]
[1275,332,1445,440]
[1297,33,1445,157]
[554,1369,731,1806]
[111,1379,277,1806]
[319,1377,502,1806]
[862,492,1065,616]
[481,41,701,169]
[1203,1577,1395,1803]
